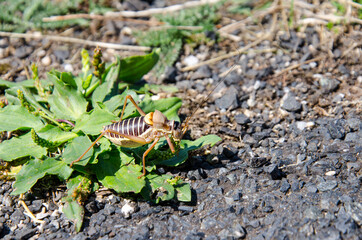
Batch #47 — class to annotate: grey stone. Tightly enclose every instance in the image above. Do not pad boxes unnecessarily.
[317,180,338,192]
[234,114,251,125]
[281,94,302,112]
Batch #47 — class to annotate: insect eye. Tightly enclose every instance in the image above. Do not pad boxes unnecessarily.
[172,121,180,130]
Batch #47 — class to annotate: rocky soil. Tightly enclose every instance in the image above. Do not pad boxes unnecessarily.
[0,0,361,239]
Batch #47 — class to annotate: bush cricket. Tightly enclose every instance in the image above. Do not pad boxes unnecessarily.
[70,66,236,178]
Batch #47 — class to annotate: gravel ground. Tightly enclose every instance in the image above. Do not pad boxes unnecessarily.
[1,1,362,239]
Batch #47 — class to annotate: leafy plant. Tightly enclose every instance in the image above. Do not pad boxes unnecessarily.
[0,49,221,231]
[135,4,221,76]
[0,0,112,32]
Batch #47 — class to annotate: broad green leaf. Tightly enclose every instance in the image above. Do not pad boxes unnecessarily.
[11,158,72,195]
[0,132,47,161]
[103,89,138,114]
[73,108,118,135]
[5,85,52,116]
[0,105,44,132]
[60,72,77,89]
[142,174,175,203]
[95,150,145,193]
[136,84,178,94]
[92,59,121,108]
[175,182,192,202]
[153,135,222,166]
[0,79,35,88]
[37,125,78,144]
[62,136,93,166]
[88,137,111,165]
[63,198,84,232]
[47,74,88,121]
[119,49,160,83]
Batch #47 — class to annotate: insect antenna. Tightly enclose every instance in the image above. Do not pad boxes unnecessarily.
[181,64,238,138]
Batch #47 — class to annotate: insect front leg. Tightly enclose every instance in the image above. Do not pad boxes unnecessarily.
[139,137,160,178]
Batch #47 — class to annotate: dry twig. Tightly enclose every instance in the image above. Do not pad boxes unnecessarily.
[0,31,151,52]
[181,38,274,72]
[43,0,222,22]
[274,56,324,77]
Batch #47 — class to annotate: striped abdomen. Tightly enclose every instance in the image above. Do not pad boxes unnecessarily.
[104,116,151,138]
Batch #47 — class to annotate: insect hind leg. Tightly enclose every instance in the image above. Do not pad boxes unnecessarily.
[120,95,146,121]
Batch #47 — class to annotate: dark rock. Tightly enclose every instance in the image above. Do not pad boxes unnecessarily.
[264,164,285,180]
[14,228,37,240]
[249,157,268,168]
[224,71,241,85]
[222,145,238,158]
[281,94,302,112]
[219,127,239,137]
[215,86,239,109]
[191,65,212,80]
[231,223,247,239]
[29,199,43,212]
[279,179,291,193]
[178,206,194,212]
[234,114,251,125]
[256,66,273,78]
[243,134,257,146]
[10,209,25,224]
[317,75,340,93]
[162,66,177,83]
[291,181,300,192]
[176,80,192,89]
[104,204,116,215]
[253,131,270,141]
[220,115,230,123]
[327,120,346,139]
[85,201,98,213]
[14,46,33,58]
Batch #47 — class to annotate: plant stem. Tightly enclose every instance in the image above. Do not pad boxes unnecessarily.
[84,80,101,98]
[39,111,66,130]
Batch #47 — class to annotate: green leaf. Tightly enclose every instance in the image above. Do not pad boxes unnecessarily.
[0,105,44,132]
[59,72,77,88]
[142,174,175,203]
[175,182,192,202]
[47,74,88,121]
[73,108,118,135]
[153,135,222,166]
[0,78,35,88]
[5,86,53,116]
[37,125,78,144]
[63,198,84,232]
[95,150,145,193]
[0,132,47,161]
[92,59,121,107]
[119,49,160,83]
[11,158,72,195]
[62,136,93,166]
